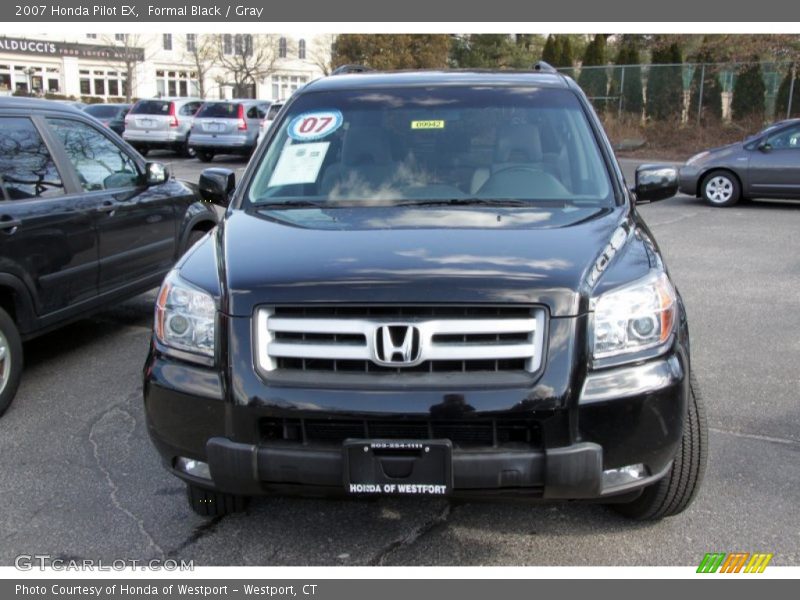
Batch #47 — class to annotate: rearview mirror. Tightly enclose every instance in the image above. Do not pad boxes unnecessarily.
[633,164,679,203]
[145,162,169,186]
[199,168,235,207]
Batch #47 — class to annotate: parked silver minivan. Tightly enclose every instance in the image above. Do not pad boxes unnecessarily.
[188,99,270,162]
[123,97,203,157]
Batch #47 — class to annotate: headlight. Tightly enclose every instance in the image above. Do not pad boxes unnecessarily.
[155,270,216,358]
[686,151,709,166]
[591,271,677,360]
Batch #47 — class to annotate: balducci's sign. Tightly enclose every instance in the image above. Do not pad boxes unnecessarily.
[0,37,144,61]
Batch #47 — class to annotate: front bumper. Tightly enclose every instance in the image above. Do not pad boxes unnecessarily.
[678,165,702,197]
[144,338,688,501]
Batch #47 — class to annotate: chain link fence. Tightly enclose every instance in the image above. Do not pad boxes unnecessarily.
[562,61,798,124]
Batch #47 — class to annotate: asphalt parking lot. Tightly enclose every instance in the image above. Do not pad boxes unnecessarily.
[1,153,798,567]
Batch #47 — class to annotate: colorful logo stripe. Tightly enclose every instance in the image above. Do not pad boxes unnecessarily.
[697,552,773,573]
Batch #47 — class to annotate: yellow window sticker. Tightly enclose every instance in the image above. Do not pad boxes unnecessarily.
[411,120,445,130]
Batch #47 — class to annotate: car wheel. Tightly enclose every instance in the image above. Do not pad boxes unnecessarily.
[609,372,708,520]
[0,307,24,418]
[196,151,215,163]
[701,170,740,207]
[186,484,248,517]
[179,143,195,158]
[136,146,149,157]
[184,228,208,253]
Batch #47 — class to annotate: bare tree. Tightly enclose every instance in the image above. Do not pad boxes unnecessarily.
[213,34,282,98]
[100,33,152,102]
[310,34,336,76]
[182,34,217,98]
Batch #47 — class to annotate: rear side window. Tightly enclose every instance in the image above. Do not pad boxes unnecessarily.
[130,100,171,115]
[180,102,202,116]
[47,118,140,192]
[85,105,124,119]
[247,105,268,119]
[196,103,240,118]
[0,117,64,200]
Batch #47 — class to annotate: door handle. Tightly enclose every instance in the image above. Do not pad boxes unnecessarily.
[0,216,21,232]
[98,201,116,215]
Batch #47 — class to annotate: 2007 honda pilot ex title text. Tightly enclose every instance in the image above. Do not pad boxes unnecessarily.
[143,65,708,520]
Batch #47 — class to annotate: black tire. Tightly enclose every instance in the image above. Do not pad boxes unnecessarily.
[196,151,215,163]
[186,484,248,517]
[0,307,24,418]
[610,373,708,520]
[135,146,149,157]
[178,143,195,158]
[184,228,207,253]
[701,170,741,207]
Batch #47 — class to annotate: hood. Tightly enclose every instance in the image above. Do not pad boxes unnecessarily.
[180,205,646,318]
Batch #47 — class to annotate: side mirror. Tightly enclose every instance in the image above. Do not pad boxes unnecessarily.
[633,164,679,203]
[145,162,169,185]
[199,168,235,207]
[758,141,772,153]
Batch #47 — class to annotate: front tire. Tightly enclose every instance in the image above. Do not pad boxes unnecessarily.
[701,170,740,207]
[186,484,248,517]
[0,307,24,417]
[610,373,708,520]
[196,150,215,163]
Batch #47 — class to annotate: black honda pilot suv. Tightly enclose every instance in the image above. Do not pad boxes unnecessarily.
[144,66,707,521]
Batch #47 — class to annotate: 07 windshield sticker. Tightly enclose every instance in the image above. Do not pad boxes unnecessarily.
[287,110,344,141]
[267,141,330,188]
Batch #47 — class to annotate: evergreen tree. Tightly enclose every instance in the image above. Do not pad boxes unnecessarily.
[542,35,557,65]
[611,37,643,117]
[578,35,608,112]
[555,36,574,78]
[646,43,683,121]
[731,60,766,121]
[688,43,723,123]
[775,67,800,119]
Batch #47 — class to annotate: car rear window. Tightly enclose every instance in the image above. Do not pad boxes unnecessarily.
[130,100,171,115]
[85,105,124,118]
[196,103,241,118]
[266,103,283,120]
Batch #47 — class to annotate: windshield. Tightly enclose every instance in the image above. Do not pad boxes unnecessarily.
[246,86,614,208]
[196,102,241,118]
[85,105,125,118]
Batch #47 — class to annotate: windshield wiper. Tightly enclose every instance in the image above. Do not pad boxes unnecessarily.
[395,198,534,207]
[256,200,329,210]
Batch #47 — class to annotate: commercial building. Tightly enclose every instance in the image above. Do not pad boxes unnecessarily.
[0,34,331,101]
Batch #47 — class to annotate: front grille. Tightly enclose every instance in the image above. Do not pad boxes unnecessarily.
[259,417,542,449]
[255,305,546,375]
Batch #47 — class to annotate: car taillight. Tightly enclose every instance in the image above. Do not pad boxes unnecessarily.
[237,105,247,130]
[169,102,179,128]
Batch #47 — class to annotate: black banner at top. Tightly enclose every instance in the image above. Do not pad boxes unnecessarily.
[1,0,799,22]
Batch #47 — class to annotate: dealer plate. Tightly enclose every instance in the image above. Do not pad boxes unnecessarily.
[343,439,452,496]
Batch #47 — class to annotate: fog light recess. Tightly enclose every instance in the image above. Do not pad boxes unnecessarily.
[602,463,647,489]
[175,457,212,480]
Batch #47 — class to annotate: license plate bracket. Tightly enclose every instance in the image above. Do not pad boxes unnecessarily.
[343,439,452,496]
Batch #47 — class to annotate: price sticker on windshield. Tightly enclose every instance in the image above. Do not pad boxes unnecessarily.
[288,110,344,141]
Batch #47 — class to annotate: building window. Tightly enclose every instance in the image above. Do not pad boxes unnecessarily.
[115,34,127,42]
[163,34,173,51]
[223,34,233,55]
[244,34,253,57]
[234,34,244,55]
[186,34,196,53]
[299,39,306,59]
[86,34,97,39]
[278,37,287,59]
[156,69,198,98]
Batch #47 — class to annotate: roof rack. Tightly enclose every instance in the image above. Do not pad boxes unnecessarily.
[331,64,374,75]
[532,61,558,74]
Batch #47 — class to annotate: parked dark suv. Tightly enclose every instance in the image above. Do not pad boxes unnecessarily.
[144,67,707,521]
[0,98,218,415]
